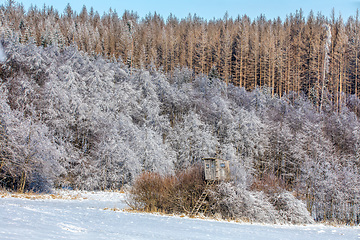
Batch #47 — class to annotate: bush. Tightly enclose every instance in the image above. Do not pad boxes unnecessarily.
[210,182,280,223]
[250,173,287,194]
[211,182,313,224]
[127,164,206,214]
[269,192,314,224]
[126,172,168,212]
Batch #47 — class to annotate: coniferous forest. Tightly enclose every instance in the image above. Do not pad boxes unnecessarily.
[0,1,360,224]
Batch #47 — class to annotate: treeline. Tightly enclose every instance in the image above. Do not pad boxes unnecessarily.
[1,2,360,111]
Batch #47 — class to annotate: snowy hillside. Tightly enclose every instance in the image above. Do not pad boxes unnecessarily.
[0,191,359,240]
[0,36,359,223]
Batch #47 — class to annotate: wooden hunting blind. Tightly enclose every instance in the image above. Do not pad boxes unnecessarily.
[203,158,230,181]
[190,158,231,216]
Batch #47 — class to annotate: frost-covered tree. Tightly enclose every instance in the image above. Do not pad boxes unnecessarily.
[168,112,218,169]
[0,86,63,192]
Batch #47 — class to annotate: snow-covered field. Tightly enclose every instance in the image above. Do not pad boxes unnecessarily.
[0,191,359,240]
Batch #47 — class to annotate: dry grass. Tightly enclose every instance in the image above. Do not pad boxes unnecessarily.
[319,219,358,227]
[0,190,86,200]
[103,207,121,212]
[123,207,253,224]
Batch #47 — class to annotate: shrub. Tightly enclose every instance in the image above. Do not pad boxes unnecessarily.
[127,164,206,214]
[269,192,314,224]
[210,181,313,224]
[250,173,287,194]
[210,182,281,223]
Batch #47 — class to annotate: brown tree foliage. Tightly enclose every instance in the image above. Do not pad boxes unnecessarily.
[2,4,360,108]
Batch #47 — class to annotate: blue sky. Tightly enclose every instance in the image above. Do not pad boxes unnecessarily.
[14,0,360,21]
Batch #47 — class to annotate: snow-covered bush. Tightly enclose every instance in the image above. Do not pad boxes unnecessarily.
[211,182,313,224]
[269,192,314,224]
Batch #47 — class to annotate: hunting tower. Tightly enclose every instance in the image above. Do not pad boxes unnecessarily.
[190,158,230,216]
[203,158,230,181]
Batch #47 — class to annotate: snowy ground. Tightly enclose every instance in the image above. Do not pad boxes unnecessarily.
[0,190,359,240]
